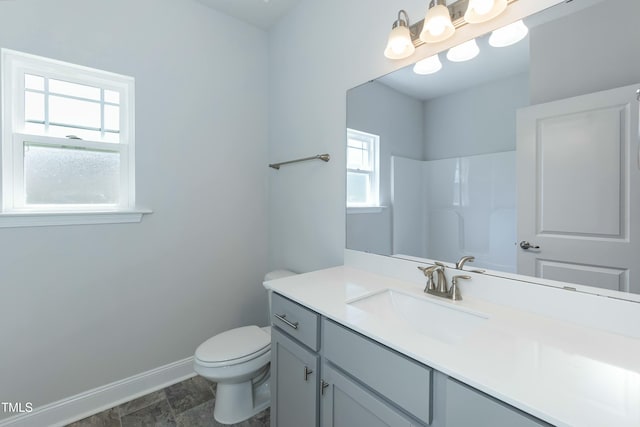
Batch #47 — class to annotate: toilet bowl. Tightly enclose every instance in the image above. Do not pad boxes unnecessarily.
[193,270,296,425]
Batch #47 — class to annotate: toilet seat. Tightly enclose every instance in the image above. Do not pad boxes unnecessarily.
[195,325,270,367]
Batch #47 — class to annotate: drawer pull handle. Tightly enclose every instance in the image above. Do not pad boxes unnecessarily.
[304,366,313,381]
[321,380,329,395]
[274,313,299,330]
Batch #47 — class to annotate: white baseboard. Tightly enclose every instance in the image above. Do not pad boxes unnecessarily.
[0,356,196,427]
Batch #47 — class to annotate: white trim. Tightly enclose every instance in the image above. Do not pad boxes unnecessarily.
[347,206,386,214]
[0,357,195,427]
[0,209,152,228]
[1,48,136,212]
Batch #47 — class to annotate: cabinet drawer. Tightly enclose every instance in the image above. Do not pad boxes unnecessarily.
[271,293,320,351]
[322,319,432,424]
[446,379,552,427]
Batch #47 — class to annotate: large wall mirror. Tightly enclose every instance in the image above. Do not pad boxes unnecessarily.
[346,0,640,298]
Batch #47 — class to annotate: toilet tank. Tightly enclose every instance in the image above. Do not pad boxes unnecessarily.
[263,270,297,319]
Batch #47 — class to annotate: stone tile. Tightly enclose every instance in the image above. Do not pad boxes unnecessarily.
[174,399,222,427]
[165,376,215,415]
[192,375,217,399]
[120,399,176,427]
[66,407,120,427]
[118,389,166,417]
[175,400,270,427]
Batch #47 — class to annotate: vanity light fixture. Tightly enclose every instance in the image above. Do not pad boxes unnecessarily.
[489,20,529,47]
[384,10,415,59]
[413,54,443,75]
[383,0,518,60]
[446,38,480,62]
[464,0,508,24]
[420,0,455,44]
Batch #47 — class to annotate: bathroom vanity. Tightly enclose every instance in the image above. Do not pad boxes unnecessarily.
[266,251,640,427]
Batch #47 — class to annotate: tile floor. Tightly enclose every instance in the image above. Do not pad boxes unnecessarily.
[65,376,269,427]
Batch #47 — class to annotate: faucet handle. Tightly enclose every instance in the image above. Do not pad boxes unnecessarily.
[449,275,471,301]
[418,265,439,292]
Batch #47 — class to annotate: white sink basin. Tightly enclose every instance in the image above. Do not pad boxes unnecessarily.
[349,289,487,345]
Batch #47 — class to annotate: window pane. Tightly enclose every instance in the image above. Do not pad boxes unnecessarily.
[24,91,45,122]
[347,146,372,171]
[25,74,44,91]
[104,105,120,131]
[347,172,370,204]
[49,78,101,100]
[49,95,101,129]
[24,143,120,205]
[104,90,120,104]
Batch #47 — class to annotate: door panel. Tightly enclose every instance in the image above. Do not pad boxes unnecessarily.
[517,83,640,293]
[320,362,418,427]
[271,328,319,427]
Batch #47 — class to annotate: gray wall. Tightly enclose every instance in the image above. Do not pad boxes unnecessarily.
[346,81,424,255]
[267,0,431,273]
[423,73,529,160]
[530,0,640,104]
[0,0,268,416]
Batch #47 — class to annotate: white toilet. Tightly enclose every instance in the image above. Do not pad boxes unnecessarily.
[193,270,296,425]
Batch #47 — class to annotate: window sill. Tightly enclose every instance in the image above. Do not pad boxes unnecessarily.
[0,209,152,228]
[347,206,387,215]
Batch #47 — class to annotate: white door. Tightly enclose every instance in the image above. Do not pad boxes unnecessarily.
[517,83,640,293]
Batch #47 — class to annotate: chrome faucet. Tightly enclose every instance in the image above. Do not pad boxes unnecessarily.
[455,255,486,273]
[455,255,475,270]
[418,264,470,300]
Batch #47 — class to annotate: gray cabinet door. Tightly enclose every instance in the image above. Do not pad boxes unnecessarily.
[446,379,552,427]
[271,327,320,427]
[320,362,420,427]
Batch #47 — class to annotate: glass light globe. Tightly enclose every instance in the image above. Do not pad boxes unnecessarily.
[489,20,529,47]
[446,39,480,62]
[420,4,455,43]
[384,24,415,59]
[464,0,507,24]
[413,54,442,75]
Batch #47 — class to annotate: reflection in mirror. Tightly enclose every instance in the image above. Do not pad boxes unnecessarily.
[346,0,640,296]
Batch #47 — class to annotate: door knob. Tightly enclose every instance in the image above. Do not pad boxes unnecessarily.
[519,241,540,250]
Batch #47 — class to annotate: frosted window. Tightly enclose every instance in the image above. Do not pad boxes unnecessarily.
[49,78,101,101]
[24,92,45,122]
[25,74,44,91]
[49,95,101,129]
[347,172,369,204]
[24,143,119,205]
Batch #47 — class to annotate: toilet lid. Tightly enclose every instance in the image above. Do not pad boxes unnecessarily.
[195,325,270,363]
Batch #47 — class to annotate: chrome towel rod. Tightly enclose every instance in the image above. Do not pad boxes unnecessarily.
[269,153,330,170]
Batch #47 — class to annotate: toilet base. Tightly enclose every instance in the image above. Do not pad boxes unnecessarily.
[213,371,270,425]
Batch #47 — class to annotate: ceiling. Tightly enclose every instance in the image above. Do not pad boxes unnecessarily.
[196,0,300,29]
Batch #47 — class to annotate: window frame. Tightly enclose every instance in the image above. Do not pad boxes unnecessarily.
[346,128,380,208]
[0,49,145,226]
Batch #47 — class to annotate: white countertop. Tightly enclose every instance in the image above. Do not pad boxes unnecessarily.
[266,266,640,427]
